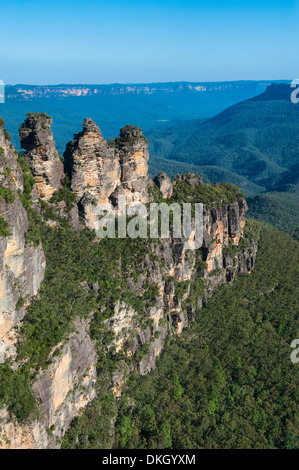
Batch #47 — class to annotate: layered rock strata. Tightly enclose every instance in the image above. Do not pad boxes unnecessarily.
[154,171,173,198]
[113,124,152,205]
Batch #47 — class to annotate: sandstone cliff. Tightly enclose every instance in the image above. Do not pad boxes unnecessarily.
[63,118,121,231]
[154,171,173,198]
[0,120,45,361]
[64,118,121,205]
[0,317,96,448]
[64,121,151,231]
[19,113,64,202]
[112,125,152,205]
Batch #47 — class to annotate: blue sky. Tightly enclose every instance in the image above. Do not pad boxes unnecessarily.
[0,0,298,84]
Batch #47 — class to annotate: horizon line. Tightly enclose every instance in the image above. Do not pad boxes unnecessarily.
[5,79,292,87]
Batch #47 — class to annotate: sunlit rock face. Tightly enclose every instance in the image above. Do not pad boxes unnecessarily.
[113,125,152,205]
[202,198,251,282]
[64,121,152,230]
[19,113,64,201]
[154,171,173,199]
[64,118,121,205]
[0,317,97,449]
[0,122,45,361]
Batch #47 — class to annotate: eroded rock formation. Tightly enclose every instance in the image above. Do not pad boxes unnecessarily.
[106,196,257,390]
[19,113,64,201]
[64,118,121,205]
[64,121,152,230]
[154,171,173,198]
[0,317,96,448]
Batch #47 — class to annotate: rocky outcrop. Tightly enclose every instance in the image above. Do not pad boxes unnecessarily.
[176,173,203,188]
[64,118,121,231]
[202,199,248,276]
[64,121,152,230]
[113,125,152,205]
[154,171,173,198]
[19,113,64,201]
[0,317,96,449]
[64,118,121,205]
[0,121,45,361]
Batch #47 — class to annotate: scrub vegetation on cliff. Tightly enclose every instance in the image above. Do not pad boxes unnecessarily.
[17,223,162,370]
[62,224,299,449]
[0,173,252,423]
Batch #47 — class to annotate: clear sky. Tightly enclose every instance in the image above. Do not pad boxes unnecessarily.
[0,0,298,85]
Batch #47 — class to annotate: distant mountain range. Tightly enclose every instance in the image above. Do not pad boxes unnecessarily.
[148,83,298,191]
[1,80,290,153]
[6,80,289,99]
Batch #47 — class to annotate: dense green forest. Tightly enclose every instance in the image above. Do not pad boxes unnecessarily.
[148,84,299,237]
[149,156,265,197]
[0,155,297,448]
[62,224,299,449]
[0,172,245,421]
[0,221,163,419]
[148,85,299,191]
[246,190,299,240]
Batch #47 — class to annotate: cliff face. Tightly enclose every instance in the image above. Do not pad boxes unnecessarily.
[106,195,257,393]
[0,122,45,361]
[19,113,64,201]
[63,118,121,231]
[64,118,121,205]
[0,317,96,448]
[0,115,259,449]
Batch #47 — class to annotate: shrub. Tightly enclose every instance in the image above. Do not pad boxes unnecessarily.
[0,185,15,203]
[0,119,10,142]
[0,363,38,420]
[0,216,10,237]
